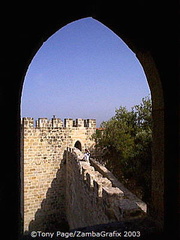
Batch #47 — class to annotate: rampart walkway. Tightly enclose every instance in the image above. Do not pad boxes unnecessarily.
[66,148,147,229]
[23,148,163,239]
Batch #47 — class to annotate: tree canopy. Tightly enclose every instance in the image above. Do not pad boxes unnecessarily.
[92,96,152,202]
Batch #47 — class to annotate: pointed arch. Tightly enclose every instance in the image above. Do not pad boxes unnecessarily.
[74,140,82,151]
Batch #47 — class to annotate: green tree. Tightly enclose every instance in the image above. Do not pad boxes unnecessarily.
[92,96,152,202]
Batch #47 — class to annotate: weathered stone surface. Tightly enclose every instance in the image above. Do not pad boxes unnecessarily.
[21,117,96,231]
[66,149,147,230]
[21,119,147,233]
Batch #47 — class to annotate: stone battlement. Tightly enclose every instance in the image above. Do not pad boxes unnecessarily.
[21,117,96,129]
[22,117,147,233]
[66,148,146,229]
[21,117,97,231]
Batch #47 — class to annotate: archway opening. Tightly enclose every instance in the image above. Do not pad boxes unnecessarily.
[74,141,82,151]
[20,16,164,234]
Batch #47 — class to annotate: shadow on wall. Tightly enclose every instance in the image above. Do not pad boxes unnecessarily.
[22,148,161,240]
[26,156,69,233]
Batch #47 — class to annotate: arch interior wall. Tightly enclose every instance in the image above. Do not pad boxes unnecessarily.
[0,2,178,239]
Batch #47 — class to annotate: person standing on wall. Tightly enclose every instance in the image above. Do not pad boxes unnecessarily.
[83,149,90,162]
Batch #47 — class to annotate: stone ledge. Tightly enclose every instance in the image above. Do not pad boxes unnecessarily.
[90,158,147,213]
[68,148,147,226]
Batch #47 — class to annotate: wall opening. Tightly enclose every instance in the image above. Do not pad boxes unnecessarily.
[20,16,164,235]
[74,141,82,151]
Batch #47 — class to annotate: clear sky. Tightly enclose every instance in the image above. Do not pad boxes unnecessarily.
[21,17,150,127]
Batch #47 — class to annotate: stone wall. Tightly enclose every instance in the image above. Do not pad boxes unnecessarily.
[21,117,147,233]
[66,148,147,230]
[21,117,96,231]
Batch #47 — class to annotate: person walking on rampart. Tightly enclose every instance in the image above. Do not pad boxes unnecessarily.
[83,149,90,162]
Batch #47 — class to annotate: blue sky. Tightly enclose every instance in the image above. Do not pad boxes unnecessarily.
[21,17,150,127]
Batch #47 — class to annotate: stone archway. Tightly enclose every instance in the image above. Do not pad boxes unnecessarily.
[21,18,164,227]
[74,141,82,151]
[1,3,178,239]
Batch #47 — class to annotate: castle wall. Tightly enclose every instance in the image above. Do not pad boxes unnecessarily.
[66,148,146,230]
[21,117,96,231]
[22,117,146,233]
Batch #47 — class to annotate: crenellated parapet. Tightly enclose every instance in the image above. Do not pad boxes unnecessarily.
[66,147,146,230]
[21,117,96,129]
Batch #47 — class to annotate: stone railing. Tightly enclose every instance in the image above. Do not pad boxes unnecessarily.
[66,148,147,230]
